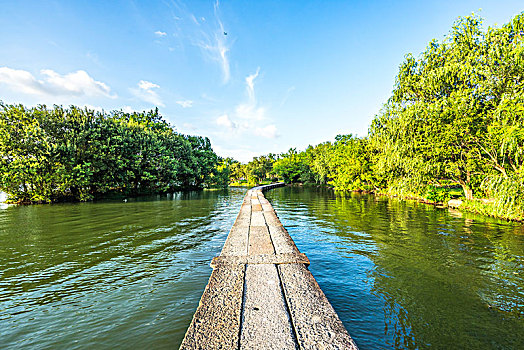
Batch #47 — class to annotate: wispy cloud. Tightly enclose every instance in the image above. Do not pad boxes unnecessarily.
[215,68,278,139]
[190,14,200,25]
[155,31,167,37]
[131,80,164,107]
[235,67,265,121]
[193,0,230,83]
[216,114,237,129]
[245,67,259,102]
[213,144,261,163]
[255,124,279,138]
[0,66,116,98]
[280,86,296,106]
[163,0,231,82]
[176,99,193,108]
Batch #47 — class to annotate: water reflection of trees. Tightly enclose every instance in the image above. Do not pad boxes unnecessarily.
[269,187,524,349]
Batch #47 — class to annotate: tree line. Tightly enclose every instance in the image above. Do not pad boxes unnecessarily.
[0,103,229,203]
[231,13,524,220]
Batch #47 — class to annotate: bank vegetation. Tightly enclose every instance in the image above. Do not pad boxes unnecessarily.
[231,13,524,221]
[0,104,229,203]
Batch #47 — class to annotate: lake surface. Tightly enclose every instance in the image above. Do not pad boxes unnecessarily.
[1,186,523,349]
[265,187,524,349]
[0,189,245,349]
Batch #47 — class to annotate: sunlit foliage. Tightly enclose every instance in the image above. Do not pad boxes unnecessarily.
[0,103,226,203]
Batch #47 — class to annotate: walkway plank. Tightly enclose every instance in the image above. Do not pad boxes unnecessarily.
[221,225,249,256]
[279,263,358,349]
[268,225,300,255]
[248,226,274,255]
[240,264,297,350]
[250,211,266,226]
[180,183,358,349]
[180,264,245,350]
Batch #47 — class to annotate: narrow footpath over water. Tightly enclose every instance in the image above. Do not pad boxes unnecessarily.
[181,183,358,349]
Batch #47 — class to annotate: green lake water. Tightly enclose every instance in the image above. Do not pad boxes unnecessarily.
[1,186,523,349]
[265,187,524,349]
[0,189,245,349]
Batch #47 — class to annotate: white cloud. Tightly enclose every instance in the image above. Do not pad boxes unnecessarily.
[255,124,279,139]
[235,103,265,121]
[182,123,197,131]
[213,145,260,163]
[0,67,116,98]
[215,68,276,140]
[194,0,230,83]
[245,67,259,102]
[235,68,265,120]
[216,114,237,129]
[176,100,193,108]
[121,106,136,113]
[138,80,159,90]
[131,80,164,107]
[82,104,104,112]
[155,31,167,37]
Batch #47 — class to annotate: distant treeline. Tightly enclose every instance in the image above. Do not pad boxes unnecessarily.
[0,104,229,203]
[231,13,524,220]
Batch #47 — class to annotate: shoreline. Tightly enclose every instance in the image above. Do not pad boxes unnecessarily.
[280,183,523,223]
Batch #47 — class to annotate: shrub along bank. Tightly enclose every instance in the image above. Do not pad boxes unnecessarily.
[0,103,229,203]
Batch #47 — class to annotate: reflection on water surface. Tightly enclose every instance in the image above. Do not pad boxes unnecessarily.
[265,187,524,350]
[0,189,245,349]
[1,186,523,349]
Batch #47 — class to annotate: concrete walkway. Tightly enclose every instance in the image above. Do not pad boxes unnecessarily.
[180,183,358,349]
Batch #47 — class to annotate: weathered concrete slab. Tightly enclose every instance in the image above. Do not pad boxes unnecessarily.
[221,225,249,256]
[234,213,251,228]
[240,264,297,350]
[248,226,274,255]
[250,211,266,227]
[262,204,273,211]
[278,263,358,350]
[264,211,283,227]
[238,206,251,220]
[211,253,310,267]
[268,225,300,255]
[180,264,245,350]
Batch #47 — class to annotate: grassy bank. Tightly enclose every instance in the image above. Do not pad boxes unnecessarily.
[458,200,524,222]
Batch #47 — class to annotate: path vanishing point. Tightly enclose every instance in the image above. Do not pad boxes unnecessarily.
[180,183,359,349]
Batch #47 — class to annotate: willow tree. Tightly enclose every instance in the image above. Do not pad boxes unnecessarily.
[370,13,524,200]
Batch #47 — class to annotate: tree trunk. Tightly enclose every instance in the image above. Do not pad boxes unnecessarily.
[463,170,473,200]
[461,184,473,200]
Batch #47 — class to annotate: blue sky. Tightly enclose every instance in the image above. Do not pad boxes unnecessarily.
[0,1,522,162]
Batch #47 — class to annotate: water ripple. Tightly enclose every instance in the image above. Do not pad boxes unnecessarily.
[265,187,524,350]
[0,188,246,349]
